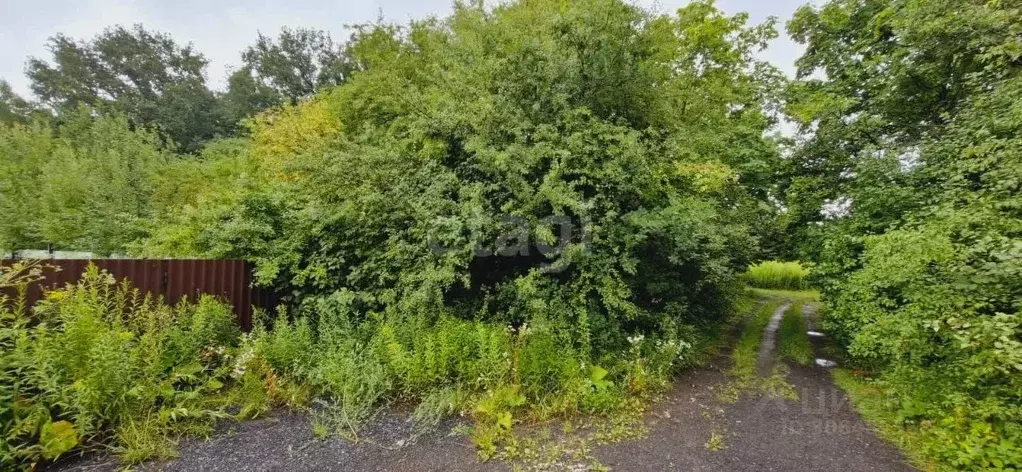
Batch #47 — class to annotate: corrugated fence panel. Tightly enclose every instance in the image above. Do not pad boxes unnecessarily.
[0,259,278,330]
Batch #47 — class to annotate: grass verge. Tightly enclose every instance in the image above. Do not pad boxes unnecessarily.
[748,288,820,303]
[776,303,812,365]
[718,300,782,403]
[831,369,943,472]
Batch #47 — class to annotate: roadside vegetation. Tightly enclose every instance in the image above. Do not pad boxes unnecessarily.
[0,261,699,468]
[1,0,781,468]
[1,0,1018,470]
[743,261,809,291]
[1,261,242,467]
[718,300,794,403]
[831,369,941,472]
[783,1,1022,468]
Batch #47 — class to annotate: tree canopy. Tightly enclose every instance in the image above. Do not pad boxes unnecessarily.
[26,25,225,152]
[783,0,1022,467]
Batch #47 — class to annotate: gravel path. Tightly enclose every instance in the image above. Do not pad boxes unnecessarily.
[594,301,913,472]
[52,301,914,472]
[51,409,493,472]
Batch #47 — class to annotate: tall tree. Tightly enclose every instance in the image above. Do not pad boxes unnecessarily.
[26,25,225,152]
[0,81,43,125]
[779,0,1020,258]
[222,27,355,122]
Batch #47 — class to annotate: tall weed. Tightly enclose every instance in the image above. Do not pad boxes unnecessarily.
[744,261,809,290]
[0,264,240,468]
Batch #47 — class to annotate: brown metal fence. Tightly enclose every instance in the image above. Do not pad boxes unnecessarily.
[0,259,278,330]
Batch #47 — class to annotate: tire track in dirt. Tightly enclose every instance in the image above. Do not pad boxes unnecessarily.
[757,303,790,376]
[593,298,915,471]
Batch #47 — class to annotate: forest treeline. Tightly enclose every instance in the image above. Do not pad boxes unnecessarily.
[0,0,1019,470]
[1,24,357,151]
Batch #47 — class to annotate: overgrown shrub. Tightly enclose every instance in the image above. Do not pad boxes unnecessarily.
[823,217,1022,469]
[128,0,781,457]
[139,0,778,356]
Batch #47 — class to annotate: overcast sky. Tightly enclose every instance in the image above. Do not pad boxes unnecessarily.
[0,0,812,98]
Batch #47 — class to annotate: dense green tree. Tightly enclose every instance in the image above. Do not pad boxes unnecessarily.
[26,25,225,152]
[0,110,169,254]
[142,0,781,357]
[220,65,282,126]
[222,27,356,122]
[780,0,1022,258]
[0,120,49,253]
[0,81,45,126]
[784,0,1022,468]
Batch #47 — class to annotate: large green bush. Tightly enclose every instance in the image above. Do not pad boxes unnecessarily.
[131,0,782,459]
[141,0,780,357]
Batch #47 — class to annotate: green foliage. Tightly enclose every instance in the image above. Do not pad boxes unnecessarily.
[26,25,226,151]
[0,81,46,126]
[786,0,1022,469]
[743,261,809,290]
[831,369,942,471]
[747,288,820,303]
[776,303,812,365]
[0,263,241,467]
[0,110,169,254]
[144,0,777,362]
[135,5,780,453]
[225,302,696,456]
[705,431,724,451]
[222,27,356,123]
[825,219,1022,470]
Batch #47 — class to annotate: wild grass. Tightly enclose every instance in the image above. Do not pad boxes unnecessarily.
[777,303,813,365]
[719,301,782,403]
[748,287,820,303]
[744,261,810,290]
[2,262,747,468]
[831,369,943,472]
[761,364,799,401]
